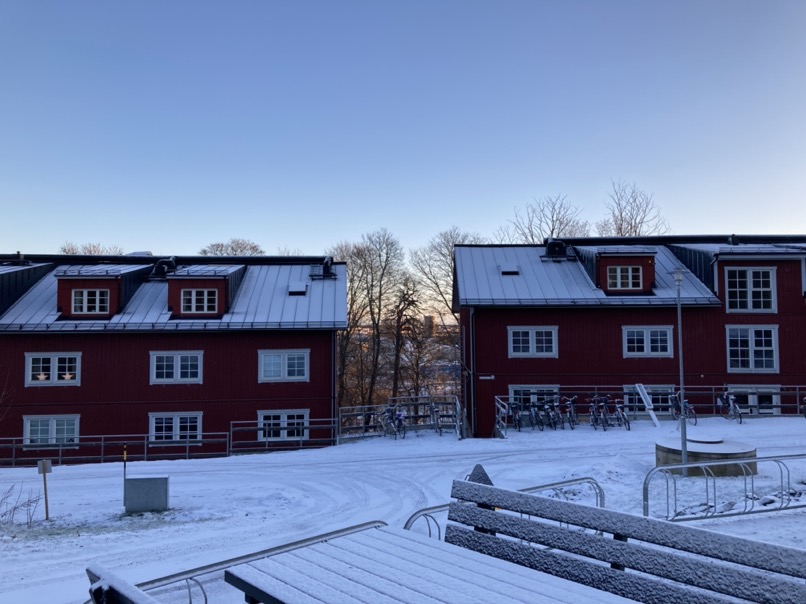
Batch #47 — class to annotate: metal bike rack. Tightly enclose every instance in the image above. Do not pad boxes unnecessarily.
[643,453,806,521]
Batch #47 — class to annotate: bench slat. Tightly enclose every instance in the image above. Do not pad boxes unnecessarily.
[448,502,806,604]
[445,524,728,604]
[450,480,806,580]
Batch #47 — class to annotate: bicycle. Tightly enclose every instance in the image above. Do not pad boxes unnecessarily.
[510,402,523,432]
[542,401,558,430]
[670,393,697,426]
[613,398,630,430]
[551,398,566,430]
[587,397,601,430]
[597,396,611,431]
[526,401,544,431]
[429,402,443,435]
[394,406,407,439]
[716,391,742,424]
[376,406,398,438]
[561,395,578,429]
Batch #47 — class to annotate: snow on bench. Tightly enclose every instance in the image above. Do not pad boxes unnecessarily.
[224,525,634,603]
[445,479,806,604]
[86,564,160,604]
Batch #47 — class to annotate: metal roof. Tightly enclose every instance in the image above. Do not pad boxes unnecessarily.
[0,262,347,331]
[453,245,719,307]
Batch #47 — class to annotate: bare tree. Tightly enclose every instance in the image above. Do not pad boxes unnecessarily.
[199,238,264,256]
[60,242,124,255]
[409,226,486,321]
[596,181,669,236]
[385,274,419,399]
[327,241,370,408]
[509,195,591,243]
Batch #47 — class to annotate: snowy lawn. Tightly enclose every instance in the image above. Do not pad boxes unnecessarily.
[2,416,805,603]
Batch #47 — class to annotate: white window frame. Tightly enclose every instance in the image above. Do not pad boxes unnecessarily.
[607,266,642,290]
[258,349,310,382]
[23,414,79,447]
[622,326,673,358]
[149,351,204,384]
[725,267,776,313]
[181,288,218,314]
[257,409,309,441]
[148,412,203,443]
[72,288,110,314]
[726,325,779,373]
[509,384,560,406]
[507,327,558,358]
[25,352,82,386]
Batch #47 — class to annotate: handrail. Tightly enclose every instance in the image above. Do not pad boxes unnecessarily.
[643,453,806,521]
[403,476,605,536]
[83,520,389,604]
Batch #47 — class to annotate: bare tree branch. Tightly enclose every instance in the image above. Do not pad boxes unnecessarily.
[199,238,265,256]
[596,181,669,236]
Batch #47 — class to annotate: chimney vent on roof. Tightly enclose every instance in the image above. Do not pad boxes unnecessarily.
[546,239,567,258]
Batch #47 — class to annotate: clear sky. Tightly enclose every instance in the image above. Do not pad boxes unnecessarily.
[2,0,805,256]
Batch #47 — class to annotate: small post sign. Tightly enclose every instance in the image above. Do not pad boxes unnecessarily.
[38,460,52,520]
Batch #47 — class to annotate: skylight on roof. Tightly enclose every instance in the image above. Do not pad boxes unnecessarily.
[288,281,308,296]
[499,263,520,276]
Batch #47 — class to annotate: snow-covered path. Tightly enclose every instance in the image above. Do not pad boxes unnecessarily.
[2,417,805,603]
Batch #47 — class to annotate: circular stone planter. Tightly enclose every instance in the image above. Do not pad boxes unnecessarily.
[655,432,757,476]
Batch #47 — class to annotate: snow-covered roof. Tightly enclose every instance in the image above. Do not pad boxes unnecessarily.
[674,243,806,257]
[453,245,719,307]
[0,260,347,331]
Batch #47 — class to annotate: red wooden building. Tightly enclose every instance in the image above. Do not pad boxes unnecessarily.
[0,253,346,464]
[453,236,806,438]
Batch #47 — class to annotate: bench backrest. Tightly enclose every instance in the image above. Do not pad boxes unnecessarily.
[86,564,160,604]
[446,480,806,604]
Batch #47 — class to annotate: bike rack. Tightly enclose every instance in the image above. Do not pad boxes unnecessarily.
[403,476,606,537]
[643,453,806,521]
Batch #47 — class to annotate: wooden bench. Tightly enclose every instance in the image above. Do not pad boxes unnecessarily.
[86,564,159,604]
[224,524,634,603]
[445,479,806,604]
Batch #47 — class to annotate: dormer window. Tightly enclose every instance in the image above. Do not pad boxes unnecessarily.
[608,266,642,290]
[72,289,110,314]
[181,289,218,314]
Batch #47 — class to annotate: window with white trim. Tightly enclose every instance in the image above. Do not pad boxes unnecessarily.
[150,351,203,384]
[181,289,218,313]
[725,268,776,312]
[726,326,778,373]
[25,353,81,386]
[72,289,109,314]
[622,327,673,357]
[509,385,559,407]
[24,415,79,447]
[508,327,558,358]
[258,409,309,441]
[149,412,202,442]
[258,350,310,382]
[607,266,642,290]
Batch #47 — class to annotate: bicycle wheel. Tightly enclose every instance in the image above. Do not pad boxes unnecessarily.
[567,411,575,430]
[719,400,730,419]
[734,407,742,424]
[590,410,598,430]
[601,412,608,431]
[621,412,631,431]
[687,409,697,426]
[556,412,565,430]
[534,412,544,431]
[545,413,556,430]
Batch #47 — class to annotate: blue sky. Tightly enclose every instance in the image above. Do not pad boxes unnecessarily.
[2,1,805,256]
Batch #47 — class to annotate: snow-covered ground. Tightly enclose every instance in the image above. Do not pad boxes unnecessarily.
[2,416,806,604]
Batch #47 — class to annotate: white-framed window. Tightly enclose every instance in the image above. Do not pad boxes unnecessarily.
[507,327,558,358]
[725,268,776,312]
[258,350,310,382]
[622,384,675,414]
[72,289,109,314]
[509,385,559,407]
[622,326,673,358]
[607,266,642,290]
[181,289,218,314]
[726,325,778,373]
[23,415,79,447]
[258,409,309,441]
[150,351,203,384]
[149,412,202,442]
[25,352,81,386]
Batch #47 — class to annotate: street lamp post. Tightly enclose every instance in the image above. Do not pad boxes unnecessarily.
[673,267,688,471]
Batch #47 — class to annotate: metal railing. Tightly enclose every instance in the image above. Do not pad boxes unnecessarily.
[643,453,806,522]
[404,476,605,539]
[338,395,463,442]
